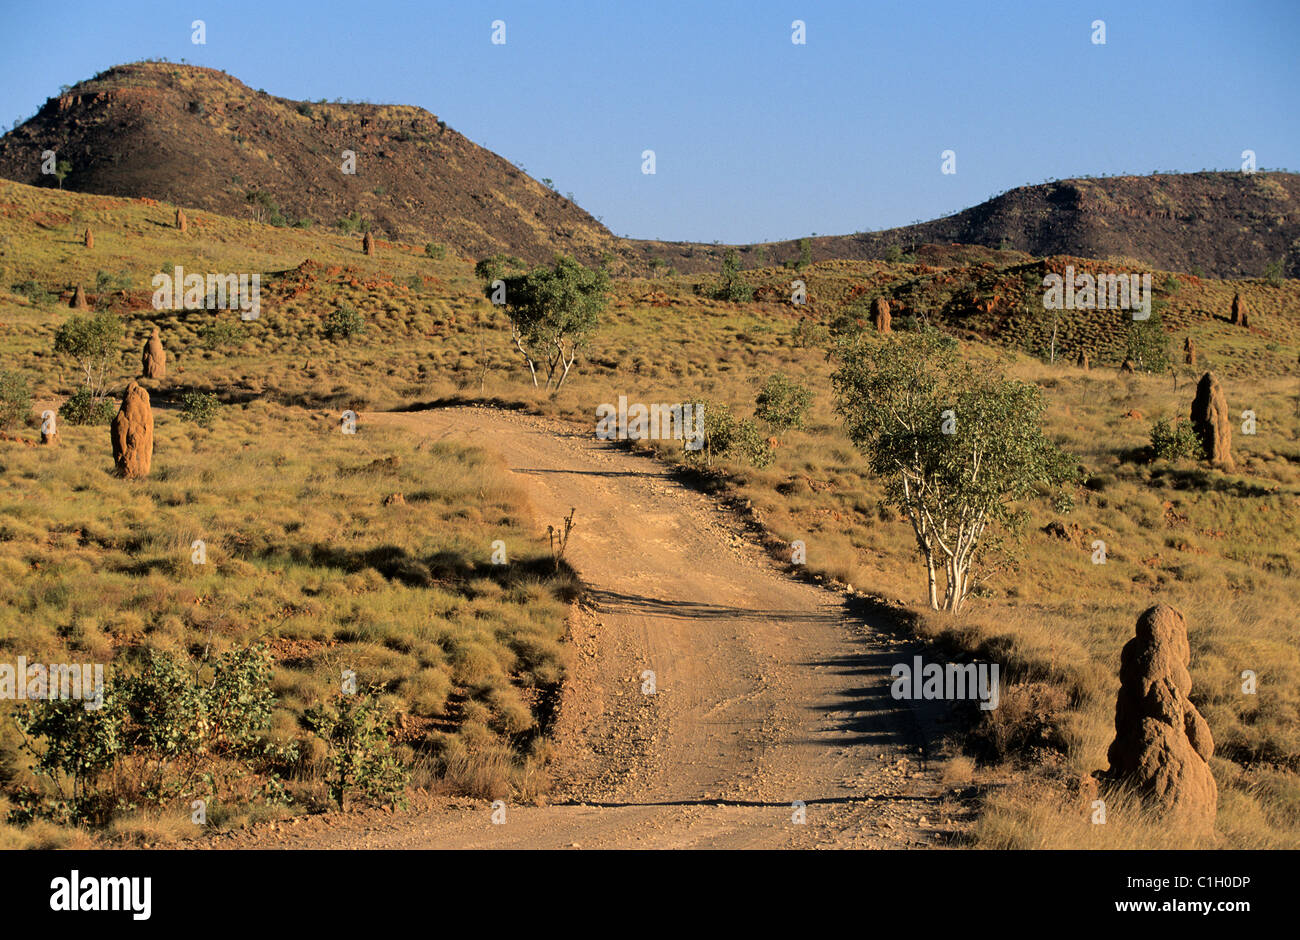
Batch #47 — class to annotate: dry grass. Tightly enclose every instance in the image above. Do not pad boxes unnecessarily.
[1,176,1296,847]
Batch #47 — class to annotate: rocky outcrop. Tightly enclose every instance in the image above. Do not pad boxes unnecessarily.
[1101,604,1217,834]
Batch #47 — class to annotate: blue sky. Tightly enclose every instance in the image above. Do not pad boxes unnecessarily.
[1,0,1296,243]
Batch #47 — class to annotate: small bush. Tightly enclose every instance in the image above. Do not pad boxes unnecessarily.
[686,401,773,468]
[198,320,242,349]
[10,645,290,827]
[754,373,812,434]
[12,280,54,306]
[336,212,369,235]
[732,417,775,468]
[0,369,32,430]
[180,391,220,429]
[424,242,445,260]
[790,319,829,348]
[713,248,752,302]
[95,270,131,292]
[305,689,409,810]
[1263,258,1284,287]
[1124,309,1171,373]
[1149,416,1205,461]
[58,387,115,426]
[324,304,365,340]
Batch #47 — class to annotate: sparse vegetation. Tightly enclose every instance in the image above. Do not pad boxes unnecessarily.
[832,330,1074,612]
[0,369,32,429]
[477,254,608,393]
[713,247,753,302]
[10,644,289,826]
[323,303,365,340]
[53,311,121,402]
[0,165,1295,850]
[179,390,220,428]
[754,372,812,434]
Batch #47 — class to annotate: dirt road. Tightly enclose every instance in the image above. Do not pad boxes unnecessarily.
[225,406,966,849]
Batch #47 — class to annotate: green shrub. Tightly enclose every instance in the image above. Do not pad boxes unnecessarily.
[305,689,409,810]
[180,391,220,429]
[754,372,812,434]
[198,319,243,349]
[713,248,752,302]
[1149,416,1205,461]
[424,242,445,260]
[1124,309,1171,373]
[12,280,54,306]
[246,189,294,226]
[336,212,369,235]
[95,269,132,292]
[10,645,290,826]
[0,369,32,430]
[53,311,122,399]
[796,237,813,271]
[324,304,365,340]
[791,319,830,348]
[733,417,775,468]
[1263,258,1284,287]
[686,401,774,468]
[58,387,116,426]
[689,399,737,466]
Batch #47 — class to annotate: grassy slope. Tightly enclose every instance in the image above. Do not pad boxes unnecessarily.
[2,178,1298,847]
[0,182,579,846]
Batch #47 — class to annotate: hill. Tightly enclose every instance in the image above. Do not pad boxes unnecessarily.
[759,171,1300,280]
[3,63,1298,280]
[0,62,621,267]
